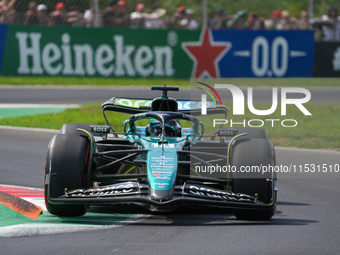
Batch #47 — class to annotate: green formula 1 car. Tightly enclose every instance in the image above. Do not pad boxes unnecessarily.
[44,86,277,220]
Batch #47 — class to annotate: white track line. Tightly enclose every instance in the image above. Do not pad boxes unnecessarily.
[0,214,148,238]
[0,184,46,211]
[276,146,340,154]
[0,104,79,108]
[0,184,149,238]
[0,125,59,133]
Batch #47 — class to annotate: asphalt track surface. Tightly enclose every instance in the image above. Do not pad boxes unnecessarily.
[0,85,340,104]
[0,127,340,254]
[0,87,340,254]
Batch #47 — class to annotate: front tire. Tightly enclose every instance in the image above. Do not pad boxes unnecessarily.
[60,123,91,134]
[231,135,277,220]
[44,134,89,216]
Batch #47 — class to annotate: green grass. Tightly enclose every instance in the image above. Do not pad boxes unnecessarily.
[0,76,189,87]
[227,103,340,150]
[0,76,340,87]
[0,103,339,150]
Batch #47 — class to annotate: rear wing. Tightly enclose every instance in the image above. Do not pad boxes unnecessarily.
[101,97,228,116]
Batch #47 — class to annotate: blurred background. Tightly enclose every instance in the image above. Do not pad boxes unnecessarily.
[1,0,340,41]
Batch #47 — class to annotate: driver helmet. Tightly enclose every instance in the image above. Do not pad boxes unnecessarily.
[164,119,181,137]
[146,119,181,137]
[146,119,162,136]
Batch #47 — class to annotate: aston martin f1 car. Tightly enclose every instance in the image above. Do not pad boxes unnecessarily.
[44,86,277,220]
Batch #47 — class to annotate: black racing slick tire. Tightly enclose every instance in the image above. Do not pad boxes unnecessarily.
[44,134,89,216]
[233,127,268,140]
[60,123,91,134]
[231,136,277,220]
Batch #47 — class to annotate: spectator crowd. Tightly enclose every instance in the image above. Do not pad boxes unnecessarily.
[0,0,339,41]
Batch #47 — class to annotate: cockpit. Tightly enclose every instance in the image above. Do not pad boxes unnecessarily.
[145,119,182,137]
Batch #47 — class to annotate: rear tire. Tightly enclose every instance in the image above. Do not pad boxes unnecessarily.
[44,134,89,216]
[231,135,276,220]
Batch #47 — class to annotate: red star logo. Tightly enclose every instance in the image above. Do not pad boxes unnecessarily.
[182,29,231,78]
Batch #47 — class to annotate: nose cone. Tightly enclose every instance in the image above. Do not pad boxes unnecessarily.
[147,147,178,201]
[150,188,173,201]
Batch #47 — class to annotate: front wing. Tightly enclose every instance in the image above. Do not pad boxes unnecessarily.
[47,182,275,210]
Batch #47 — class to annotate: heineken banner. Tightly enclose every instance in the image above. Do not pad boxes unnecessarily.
[0,24,314,78]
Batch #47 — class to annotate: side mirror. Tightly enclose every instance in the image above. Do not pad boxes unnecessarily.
[123,120,129,133]
[199,122,204,135]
